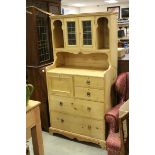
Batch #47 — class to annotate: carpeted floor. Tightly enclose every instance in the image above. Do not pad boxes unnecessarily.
[27,131,107,155]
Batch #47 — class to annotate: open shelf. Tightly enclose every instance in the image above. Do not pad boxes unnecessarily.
[97,17,109,49]
[53,20,64,48]
[55,52,109,70]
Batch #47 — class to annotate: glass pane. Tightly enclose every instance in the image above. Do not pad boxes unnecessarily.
[67,22,76,45]
[82,21,92,45]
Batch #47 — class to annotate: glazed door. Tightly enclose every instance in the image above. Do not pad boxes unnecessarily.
[79,17,95,50]
[64,18,79,49]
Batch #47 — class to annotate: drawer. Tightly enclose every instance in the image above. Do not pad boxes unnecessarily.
[49,95,104,120]
[49,95,74,112]
[75,87,104,102]
[74,76,104,89]
[50,111,105,140]
[47,73,73,97]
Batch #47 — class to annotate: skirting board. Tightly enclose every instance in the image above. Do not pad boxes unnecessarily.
[49,127,106,149]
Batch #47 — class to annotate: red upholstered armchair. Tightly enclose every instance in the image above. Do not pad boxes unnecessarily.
[105,72,129,155]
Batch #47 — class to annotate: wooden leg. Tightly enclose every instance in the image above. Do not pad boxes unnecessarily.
[31,107,44,155]
[31,124,44,155]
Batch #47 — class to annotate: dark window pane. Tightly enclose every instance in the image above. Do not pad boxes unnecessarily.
[82,21,92,45]
[36,12,51,63]
[67,22,76,45]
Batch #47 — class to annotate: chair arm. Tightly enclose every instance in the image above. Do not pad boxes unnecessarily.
[105,102,123,132]
[119,111,129,122]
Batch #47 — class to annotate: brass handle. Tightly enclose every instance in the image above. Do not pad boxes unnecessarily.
[88,125,91,130]
[59,102,63,106]
[86,80,90,85]
[87,92,91,97]
[61,119,64,123]
[87,107,91,111]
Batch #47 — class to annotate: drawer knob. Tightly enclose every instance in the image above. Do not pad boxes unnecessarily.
[87,107,91,111]
[59,102,63,106]
[87,92,91,97]
[74,107,77,110]
[88,125,91,130]
[61,119,64,123]
[86,80,90,85]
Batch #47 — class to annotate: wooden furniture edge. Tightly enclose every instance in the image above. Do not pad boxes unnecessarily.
[119,99,129,118]
[26,100,41,113]
[50,12,118,19]
[49,127,106,149]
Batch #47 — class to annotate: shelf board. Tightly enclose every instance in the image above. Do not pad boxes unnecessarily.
[54,48,110,54]
[118,37,129,41]
[118,23,129,28]
[47,67,106,77]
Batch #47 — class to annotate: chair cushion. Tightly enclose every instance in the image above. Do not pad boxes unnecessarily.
[106,133,121,151]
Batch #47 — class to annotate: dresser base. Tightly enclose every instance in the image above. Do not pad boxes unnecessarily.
[49,127,106,149]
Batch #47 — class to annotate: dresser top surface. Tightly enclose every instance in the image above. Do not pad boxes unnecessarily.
[50,12,117,19]
[47,67,106,77]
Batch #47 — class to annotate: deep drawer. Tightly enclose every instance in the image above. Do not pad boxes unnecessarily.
[50,111,105,140]
[49,95,104,120]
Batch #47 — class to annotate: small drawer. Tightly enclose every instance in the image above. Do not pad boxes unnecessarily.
[47,73,73,97]
[74,76,104,89]
[51,111,105,140]
[75,87,104,102]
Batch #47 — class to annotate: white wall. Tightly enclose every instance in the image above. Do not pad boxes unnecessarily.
[62,6,80,14]
[80,3,129,18]
[62,3,129,18]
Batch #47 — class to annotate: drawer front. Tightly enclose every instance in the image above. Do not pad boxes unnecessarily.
[75,87,104,102]
[74,76,104,89]
[50,111,105,140]
[47,73,73,97]
[49,95,104,120]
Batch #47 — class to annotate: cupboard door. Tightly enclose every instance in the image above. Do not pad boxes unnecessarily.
[47,73,73,97]
[79,17,95,50]
[64,18,79,48]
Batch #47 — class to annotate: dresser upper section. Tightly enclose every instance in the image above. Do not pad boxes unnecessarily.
[48,12,117,69]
